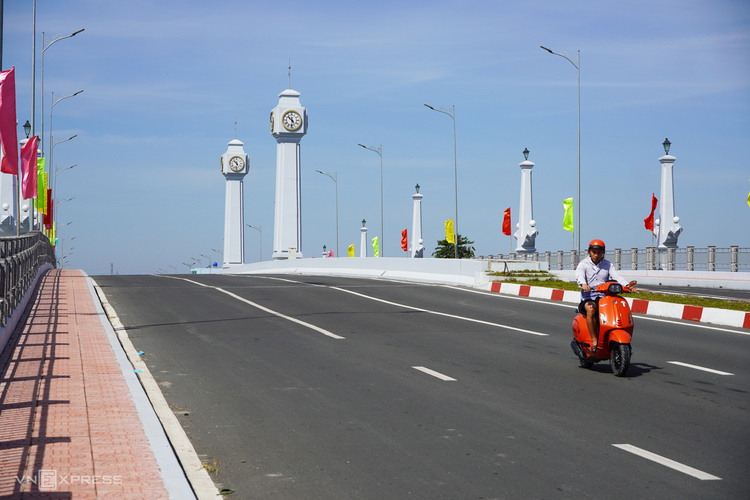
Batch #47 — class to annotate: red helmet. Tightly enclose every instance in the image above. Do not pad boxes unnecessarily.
[588,239,606,252]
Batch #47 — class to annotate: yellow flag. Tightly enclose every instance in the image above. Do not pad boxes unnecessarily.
[347,244,355,257]
[563,198,574,232]
[372,236,379,257]
[445,219,455,244]
[747,180,750,208]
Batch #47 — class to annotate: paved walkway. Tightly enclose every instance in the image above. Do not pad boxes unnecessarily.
[0,270,179,499]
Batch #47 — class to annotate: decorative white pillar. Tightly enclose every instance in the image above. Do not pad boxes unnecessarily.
[411,185,423,258]
[221,139,249,267]
[360,221,368,258]
[271,88,307,260]
[514,151,538,253]
[656,139,682,268]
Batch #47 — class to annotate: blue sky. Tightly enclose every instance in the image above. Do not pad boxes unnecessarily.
[4,0,749,274]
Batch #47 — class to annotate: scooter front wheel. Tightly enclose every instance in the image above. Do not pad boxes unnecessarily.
[610,343,631,377]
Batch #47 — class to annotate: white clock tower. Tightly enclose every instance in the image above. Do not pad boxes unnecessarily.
[270,88,307,259]
[221,138,249,267]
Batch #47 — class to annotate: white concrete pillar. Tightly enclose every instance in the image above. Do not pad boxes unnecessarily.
[657,151,682,249]
[360,224,368,257]
[514,158,538,253]
[411,190,423,258]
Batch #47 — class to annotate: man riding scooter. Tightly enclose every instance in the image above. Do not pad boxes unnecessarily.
[576,239,637,354]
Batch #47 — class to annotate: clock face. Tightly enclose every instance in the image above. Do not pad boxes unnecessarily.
[229,156,244,172]
[270,111,275,132]
[282,110,302,131]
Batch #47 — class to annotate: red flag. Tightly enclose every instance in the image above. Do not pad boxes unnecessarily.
[502,208,511,236]
[20,136,38,199]
[0,67,19,175]
[644,193,658,231]
[45,190,53,229]
[401,229,408,251]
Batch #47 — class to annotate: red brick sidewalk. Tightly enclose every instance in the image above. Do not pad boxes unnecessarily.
[0,269,172,499]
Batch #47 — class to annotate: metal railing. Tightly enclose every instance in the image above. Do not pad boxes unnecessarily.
[0,232,56,328]
[480,246,749,272]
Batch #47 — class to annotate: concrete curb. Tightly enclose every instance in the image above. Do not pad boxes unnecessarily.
[480,281,750,330]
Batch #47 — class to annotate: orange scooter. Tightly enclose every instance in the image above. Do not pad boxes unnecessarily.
[570,281,637,377]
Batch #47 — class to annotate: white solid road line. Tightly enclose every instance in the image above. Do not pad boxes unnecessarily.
[330,286,549,336]
[253,275,549,336]
[412,366,457,381]
[612,444,721,480]
[667,361,734,376]
[162,276,345,340]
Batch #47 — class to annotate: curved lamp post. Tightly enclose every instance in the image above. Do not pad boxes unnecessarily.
[424,103,458,259]
[358,144,383,257]
[49,90,82,182]
[541,45,580,253]
[246,225,262,262]
[315,170,338,258]
[40,29,84,155]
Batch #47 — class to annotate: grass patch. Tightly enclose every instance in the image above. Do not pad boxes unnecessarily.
[496,278,750,313]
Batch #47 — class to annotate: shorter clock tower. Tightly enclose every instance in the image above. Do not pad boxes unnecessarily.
[221,138,249,267]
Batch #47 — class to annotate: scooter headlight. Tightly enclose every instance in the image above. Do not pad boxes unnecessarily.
[608,283,623,294]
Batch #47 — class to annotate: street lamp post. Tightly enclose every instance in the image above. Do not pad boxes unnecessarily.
[49,90,82,184]
[357,144,383,257]
[40,29,84,155]
[60,236,75,269]
[246,225,262,262]
[424,104,459,259]
[315,170,338,258]
[540,45,580,253]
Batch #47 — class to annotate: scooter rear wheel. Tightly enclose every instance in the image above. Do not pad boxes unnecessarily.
[610,343,631,377]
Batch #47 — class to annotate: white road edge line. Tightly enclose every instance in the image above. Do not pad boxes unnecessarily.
[412,366,457,381]
[612,444,721,480]
[667,361,734,376]
[160,275,345,339]
[92,280,219,499]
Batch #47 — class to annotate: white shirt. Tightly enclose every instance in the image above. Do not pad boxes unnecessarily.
[576,256,629,301]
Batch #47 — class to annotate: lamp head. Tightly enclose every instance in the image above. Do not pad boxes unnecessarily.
[23,120,31,138]
[662,138,671,155]
[415,183,420,193]
[323,245,327,252]
[523,148,530,161]
[362,219,366,227]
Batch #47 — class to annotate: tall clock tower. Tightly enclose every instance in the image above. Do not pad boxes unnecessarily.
[221,138,249,267]
[270,88,307,259]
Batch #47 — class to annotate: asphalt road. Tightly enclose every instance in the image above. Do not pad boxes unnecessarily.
[93,274,749,499]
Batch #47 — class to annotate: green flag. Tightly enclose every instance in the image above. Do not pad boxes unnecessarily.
[563,198,574,232]
[36,158,46,211]
[372,236,379,257]
[445,219,455,244]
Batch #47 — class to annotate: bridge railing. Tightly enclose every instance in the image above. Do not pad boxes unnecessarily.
[479,246,750,272]
[0,232,56,328]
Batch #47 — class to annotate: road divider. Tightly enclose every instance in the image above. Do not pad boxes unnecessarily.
[482,282,750,330]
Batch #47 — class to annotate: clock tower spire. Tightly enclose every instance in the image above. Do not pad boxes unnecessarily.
[270,87,307,259]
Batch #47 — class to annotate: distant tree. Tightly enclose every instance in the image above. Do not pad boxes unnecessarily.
[432,234,476,259]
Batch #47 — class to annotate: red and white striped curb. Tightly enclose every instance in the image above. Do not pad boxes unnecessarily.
[483,281,750,330]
